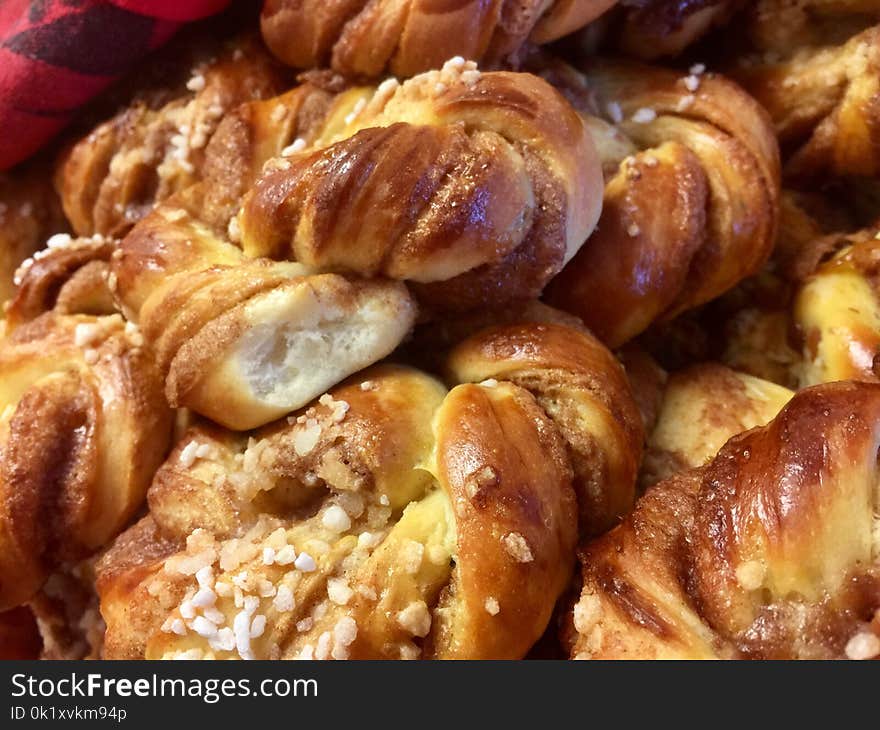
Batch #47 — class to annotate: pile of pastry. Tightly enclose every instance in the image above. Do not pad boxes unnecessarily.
[1,0,879,660]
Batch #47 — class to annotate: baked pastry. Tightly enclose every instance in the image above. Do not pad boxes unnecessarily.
[56,38,286,238]
[568,380,880,659]
[4,234,118,332]
[641,363,793,488]
[111,61,602,429]
[613,0,744,60]
[0,313,172,610]
[0,161,68,313]
[732,19,880,181]
[260,0,618,78]
[97,320,641,659]
[545,59,780,347]
[793,225,880,385]
[0,0,878,663]
[718,197,880,389]
[236,59,603,316]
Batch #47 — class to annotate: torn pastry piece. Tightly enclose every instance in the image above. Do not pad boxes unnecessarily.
[115,193,416,431]
[260,0,617,78]
[732,23,880,181]
[545,59,780,347]
[143,261,416,431]
[640,363,794,488]
[55,37,286,238]
[98,358,584,659]
[567,380,880,659]
[237,60,603,316]
[0,313,172,610]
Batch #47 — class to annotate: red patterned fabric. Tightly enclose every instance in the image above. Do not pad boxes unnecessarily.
[0,0,231,171]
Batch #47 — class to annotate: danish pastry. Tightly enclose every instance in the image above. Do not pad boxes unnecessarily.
[569,381,880,659]
[97,320,640,659]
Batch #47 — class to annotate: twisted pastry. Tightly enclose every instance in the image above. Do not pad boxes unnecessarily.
[97,320,641,659]
[115,191,416,430]
[56,38,285,238]
[544,59,780,347]
[733,23,880,181]
[0,313,172,610]
[5,234,118,332]
[641,363,793,488]
[260,0,617,78]
[446,321,644,534]
[112,63,600,428]
[237,60,603,315]
[568,380,880,659]
[793,226,880,386]
[0,161,68,310]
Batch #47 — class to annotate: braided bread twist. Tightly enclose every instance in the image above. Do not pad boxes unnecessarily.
[113,64,601,428]
[568,380,880,659]
[55,38,285,238]
[237,60,603,315]
[4,234,118,332]
[641,363,793,488]
[733,23,880,181]
[544,59,780,347]
[0,161,68,311]
[0,313,172,610]
[260,0,617,78]
[96,320,641,659]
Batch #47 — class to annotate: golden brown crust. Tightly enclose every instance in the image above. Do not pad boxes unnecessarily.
[545,59,781,347]
[238,65,603,315]
[446,321,644,535]
[568,381,880,659]
[260,0,617,78]
[732,23,880,181]
[4,235,118,331]
[0,313,172,610]
[55,38,286,238]
[641,364,793,488]
[427,381,577,658]
[96,319,639,659]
